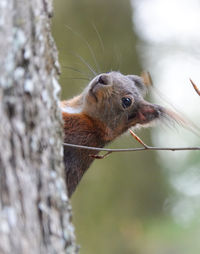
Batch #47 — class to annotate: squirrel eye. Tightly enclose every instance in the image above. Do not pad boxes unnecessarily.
[122,97,132,108]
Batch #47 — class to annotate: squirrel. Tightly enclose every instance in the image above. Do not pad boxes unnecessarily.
[60,71,172,197]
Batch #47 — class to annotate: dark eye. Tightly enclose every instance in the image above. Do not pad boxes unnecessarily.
[122,97,132,108]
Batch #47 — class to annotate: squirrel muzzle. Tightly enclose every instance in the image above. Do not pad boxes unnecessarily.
[128,101,165,127]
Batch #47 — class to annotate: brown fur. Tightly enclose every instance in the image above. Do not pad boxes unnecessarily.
[62,112,109,196]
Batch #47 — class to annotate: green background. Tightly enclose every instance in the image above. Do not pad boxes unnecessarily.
[52,1,200,253]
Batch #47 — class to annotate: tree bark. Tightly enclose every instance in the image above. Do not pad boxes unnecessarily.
[0,0,77,253]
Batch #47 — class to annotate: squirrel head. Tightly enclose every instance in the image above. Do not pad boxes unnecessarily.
[80,71,167,139]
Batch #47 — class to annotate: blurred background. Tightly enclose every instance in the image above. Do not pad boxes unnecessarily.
[52,0,200,253]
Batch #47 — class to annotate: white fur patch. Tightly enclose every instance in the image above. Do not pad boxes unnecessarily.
[61,106,82,114]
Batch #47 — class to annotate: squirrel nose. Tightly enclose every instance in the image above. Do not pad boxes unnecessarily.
[98,74,109,85]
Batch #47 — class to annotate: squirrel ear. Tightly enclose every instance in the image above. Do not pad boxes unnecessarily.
[127,75,148,96]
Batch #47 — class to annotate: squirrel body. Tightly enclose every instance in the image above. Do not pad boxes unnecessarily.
[61,71,168,197]
[62,112,108,196]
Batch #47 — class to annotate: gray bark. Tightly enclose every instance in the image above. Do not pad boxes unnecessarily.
[0,0,78,253]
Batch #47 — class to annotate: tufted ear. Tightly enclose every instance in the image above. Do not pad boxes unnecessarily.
[127,75,148,96]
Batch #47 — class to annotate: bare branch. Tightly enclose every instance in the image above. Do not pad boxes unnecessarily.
[63,142,200,154]
[190,79,200,96]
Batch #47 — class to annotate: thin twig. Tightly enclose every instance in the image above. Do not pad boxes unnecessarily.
[129,130,148,148]
[190,79,200,96]
[63,142,200,153]
[90,151,112,160]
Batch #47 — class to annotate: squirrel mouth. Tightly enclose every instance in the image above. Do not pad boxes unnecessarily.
[128,103,162,124]
[89,85,98,102]
[89,79,101,102]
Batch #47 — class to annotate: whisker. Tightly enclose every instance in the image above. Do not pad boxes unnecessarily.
[151,86,200,137]
[63,65,91,79]
[71,52,97,77]
[65,25,101,74]
[62,77,90,81]
[92,22,105,53]
[114,44,122,71]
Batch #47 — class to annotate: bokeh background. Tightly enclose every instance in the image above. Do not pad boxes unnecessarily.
[52,0,200,253]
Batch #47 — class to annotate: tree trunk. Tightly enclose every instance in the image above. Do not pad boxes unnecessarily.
[0,0,77,253]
